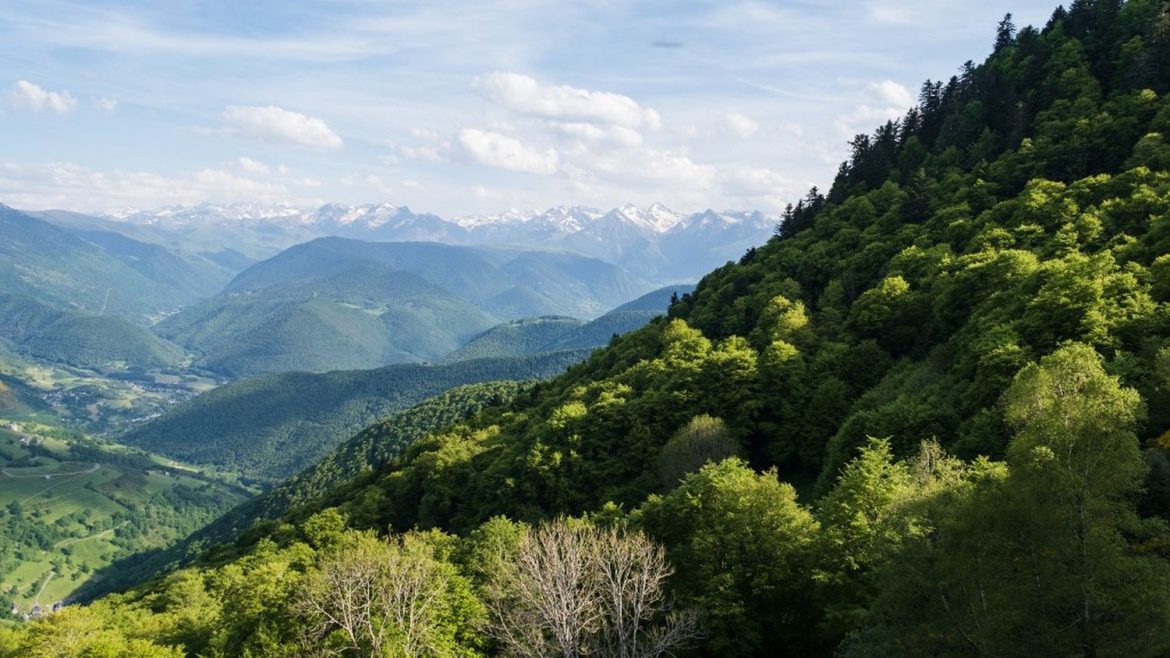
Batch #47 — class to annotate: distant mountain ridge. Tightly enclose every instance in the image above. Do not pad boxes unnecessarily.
[157,237,655,376]
[0,204,235,321]
[102,201,765,234]
[92,202,775,283]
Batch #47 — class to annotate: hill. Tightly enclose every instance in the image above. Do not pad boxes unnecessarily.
[73,382,532,600]
[225,237,651,319]
[0,205,229,321]
[157,238,654,376]
[65,228,230,302]
[11,5,1170,657]
[0,294,185,370]
[611,283,696,312]
[439,317,583,362]
[441,285,696,361]
[0,375,52,422]
[119,349,591,484]
[156,265,495,376]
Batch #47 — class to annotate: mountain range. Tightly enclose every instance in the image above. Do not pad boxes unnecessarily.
[95,202,775,283]
[121,284,690,482]
[0,204,234,321]
[8,5,1170,656]
[158,237,661,376]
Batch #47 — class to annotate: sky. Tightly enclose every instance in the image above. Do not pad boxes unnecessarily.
[0,0,1060,217]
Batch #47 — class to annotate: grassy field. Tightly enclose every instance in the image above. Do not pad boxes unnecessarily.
[0,341,222,439]
[0,422,249,613]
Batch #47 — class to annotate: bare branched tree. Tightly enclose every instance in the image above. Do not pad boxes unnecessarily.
[295,533,445,656]
[488,519,699,658]
[592,526,699,658]
[487,520,600,657]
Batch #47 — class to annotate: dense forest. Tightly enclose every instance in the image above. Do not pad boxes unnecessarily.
[4,1,1170,655]
[120,350,591,485]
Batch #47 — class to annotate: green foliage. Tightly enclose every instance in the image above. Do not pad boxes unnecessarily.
[15,6,1170,656]
[0,205,230,322]
[93,382,532,598]
[0,294,185,370]
[442,285,693,362]
[846,344,1170,656]
[120,350,590,484]
[656,414,742,487]
[636,459,821,656]
[440,316,585,362]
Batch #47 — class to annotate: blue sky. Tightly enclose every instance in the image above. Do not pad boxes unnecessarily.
[0,0,1059,216]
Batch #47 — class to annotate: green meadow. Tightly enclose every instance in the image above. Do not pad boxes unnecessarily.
[0,423,248,611]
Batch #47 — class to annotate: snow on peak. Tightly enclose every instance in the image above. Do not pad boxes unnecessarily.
[454,208,537,230]
[103,202,308,224]
[97,201,769,237]
[604,203,683,232]
[310,202,404,228]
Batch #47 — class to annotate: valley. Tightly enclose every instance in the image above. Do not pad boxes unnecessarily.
[0,421,249,613]
[0,204,697,609]
[4,2,1169,655]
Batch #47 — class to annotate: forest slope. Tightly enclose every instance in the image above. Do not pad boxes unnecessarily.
[7,4,1170,657]
[119,350,590,484]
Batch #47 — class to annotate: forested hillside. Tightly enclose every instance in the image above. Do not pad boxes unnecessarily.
[158,238,655,376]
[0,294,185,370]
[0,205,230,321]
[5,3,1170,656]
[70,382,531,602]
[119,350,591,484]
[440,285,695,362]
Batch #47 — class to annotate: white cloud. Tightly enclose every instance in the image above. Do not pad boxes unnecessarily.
[867,80,914,107]
[397,145,444,162]
[235,156,270,175]
[192,168,287,195]
[6,80,76,114]
[549,121,643,148]
[459,128,558,175]
[567,146,714,188]
[472,185,502,199]
[0,161,293,210]
[222,105,343,149]
[91,96,118,112]
[723,166,795,194]
[410,128,443,141]
[726,113,759,138]
[472,72,660,130]
[389,128,450,163]
[721,166,805,209]
[834,104,905,139]
[865,2,915,24]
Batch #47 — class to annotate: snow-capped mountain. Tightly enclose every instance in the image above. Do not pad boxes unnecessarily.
[106,202,308,225]
[96,202,776,283]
